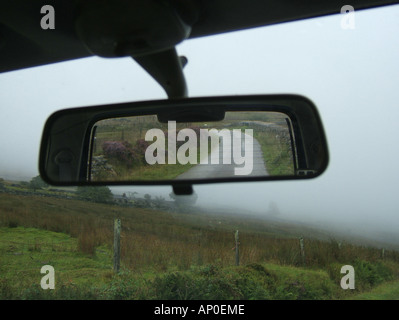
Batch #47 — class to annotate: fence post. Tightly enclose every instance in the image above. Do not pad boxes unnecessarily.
[299,236,305,266]
[235,230,240,266]
[113,218,121,273]
[382,248,385,260]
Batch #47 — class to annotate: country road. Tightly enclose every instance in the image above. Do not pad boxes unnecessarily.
[176,131,268,179]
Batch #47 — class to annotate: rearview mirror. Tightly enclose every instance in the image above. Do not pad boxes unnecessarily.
[39,95,328,187]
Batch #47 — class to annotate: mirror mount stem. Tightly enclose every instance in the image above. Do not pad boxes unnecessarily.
[173,184,193,196]
[132,47,188,99]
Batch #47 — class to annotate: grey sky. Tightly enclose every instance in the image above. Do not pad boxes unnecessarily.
[1,5,399,243]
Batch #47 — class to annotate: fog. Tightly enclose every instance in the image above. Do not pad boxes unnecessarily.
[1,6,399,247]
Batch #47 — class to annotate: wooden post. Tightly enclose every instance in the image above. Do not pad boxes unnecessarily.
[113,218,121,273]
[382,248,385,260]
[235,230,240,266]
[299,236,305,266]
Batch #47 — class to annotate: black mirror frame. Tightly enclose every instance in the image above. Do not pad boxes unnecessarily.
[39,94,329,187]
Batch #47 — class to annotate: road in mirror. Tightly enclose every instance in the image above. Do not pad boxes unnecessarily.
[90,111,295,182]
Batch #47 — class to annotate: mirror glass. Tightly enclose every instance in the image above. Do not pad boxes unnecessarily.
[90,112,295,182]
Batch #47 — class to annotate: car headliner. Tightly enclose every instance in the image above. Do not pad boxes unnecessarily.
[0,0,397,74]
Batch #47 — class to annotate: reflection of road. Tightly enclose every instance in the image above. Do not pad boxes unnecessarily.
[176,132,268,179]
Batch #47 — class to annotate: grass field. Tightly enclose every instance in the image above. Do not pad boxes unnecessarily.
[349,281,399,300]
[0,189,398,300]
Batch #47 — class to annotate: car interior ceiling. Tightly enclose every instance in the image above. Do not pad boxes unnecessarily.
[0,0,397,74]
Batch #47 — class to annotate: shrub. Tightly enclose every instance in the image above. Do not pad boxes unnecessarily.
[353,260,394,290]
[151,264,275,300]
[7,220,18,228]
[134,139,150,162]
[102,140,150,167]
[99,272,148,300]
[102,141,140,167]
[29,175,48,191]
[76,186,113,204]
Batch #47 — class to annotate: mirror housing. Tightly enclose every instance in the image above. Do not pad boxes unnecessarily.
[39,95,328,187]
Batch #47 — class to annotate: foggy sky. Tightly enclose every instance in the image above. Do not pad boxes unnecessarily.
[1,5,399,244]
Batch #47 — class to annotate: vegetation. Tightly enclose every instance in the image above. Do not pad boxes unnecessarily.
[102,140,147,167]
[92,113,295,181]
[76,186,113,204]
[92,120,203,181]
[349,281,399,300]
[0,181,398,299]
[253,128,294,176]
[28,175,48,191]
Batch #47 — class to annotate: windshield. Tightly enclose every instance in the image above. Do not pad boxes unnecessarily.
[0,5,399,301]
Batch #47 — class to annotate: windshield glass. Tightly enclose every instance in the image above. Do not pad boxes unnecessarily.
[0,5,399,301]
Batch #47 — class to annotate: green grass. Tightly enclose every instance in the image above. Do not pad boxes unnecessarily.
[0,225,397,300]
[348,281,399,300]
[1,191,399,299]
[0,227,340,300]
[2,226,390,300]
[231,124,294,176]
[0,226,114,299]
